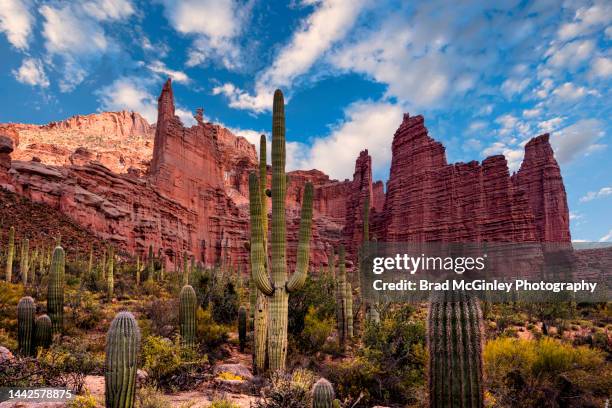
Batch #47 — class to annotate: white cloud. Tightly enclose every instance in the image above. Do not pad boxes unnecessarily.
[550,119,605,164]
[147,60,190,84]
[600,230,612,242]
[175,108,196,127]
[523,108,541,118]
[557,1,612,40]
[160,0,249,70]
[551,82,599,100]
[12,57,49,88]
[40,4,109,55]
[97,77,158,123]
[569,211,583,220]
[482,142,524,172]
[538,117,564,133]
[579,186,612,203]
[214,0,367,112]
[501,77,531,97]
[290,100,403,179]
[467,121,486,132]
[546,39,595,68]
[81,0,134,21]
[0,0,33,49]
[591,57,612,78]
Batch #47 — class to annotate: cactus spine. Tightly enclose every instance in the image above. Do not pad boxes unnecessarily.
[427,290,484,408]
[312,378,335,408]
[20,238,29,285]
[17,296,35,356]
[105,311,140,408]
[238,305,247,353]
[34,314,52,349]
[249,90,314,372]
[107,246,114,301]
[5,226,14,282]
[179,285,197,347]
[47,246,65,335]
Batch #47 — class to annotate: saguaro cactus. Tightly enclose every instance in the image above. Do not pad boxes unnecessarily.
[147,245,154,282]
[105,311,140,408]
[47,246,65,336]
[179,285,197,347]
[107,246,114,301]
[34,314,53,349]
[17,296,35,356]
[135,255,141,286]
[238,305,247,353]
[345,281,353,338]
[20,238,29,285]
[336,245,351,344]
[312,378,335,408]
[427,290,484,408]
[328,247,335,277]
[5,226,15,282]
[249,90,314,372]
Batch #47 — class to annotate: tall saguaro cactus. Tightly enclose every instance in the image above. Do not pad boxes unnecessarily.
[147,245,154,282]
[20,238,29,285]
[249,90,314,372]
[105,311,140,408]
[336,246,351,344]
[47,246,65,336]
[427,290,484,408]
[179,285,197,347]
[5,226,15,282]
[17,296,35,356]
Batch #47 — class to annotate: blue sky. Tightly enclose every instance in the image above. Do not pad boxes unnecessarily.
[0,0,610,241]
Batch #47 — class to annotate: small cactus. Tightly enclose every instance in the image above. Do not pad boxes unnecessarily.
[179,285,197,347]
[34,314,52,349]
[47,246,65,336]
[5,226,15,282]
[105,311,140,408]
[135,254,141,287]
[17,296,35,356]
[312,378,335,408]
[107,246,114,301]
[238,305,247,353]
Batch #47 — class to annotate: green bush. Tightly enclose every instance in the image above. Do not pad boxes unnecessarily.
[484,337,610,407]
[288,275,336,338]
[37,340,99,393]
[211,281,239,324]
[327,304,426,406]
[66,392,98,408]
[141,335,208,391]
[136,385,169,408]
[197,307,229,350]
[254,369,316,408]
[209,399,240,408]
[298,306,334,353]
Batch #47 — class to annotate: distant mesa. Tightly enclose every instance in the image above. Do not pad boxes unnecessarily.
[0,79,570,269]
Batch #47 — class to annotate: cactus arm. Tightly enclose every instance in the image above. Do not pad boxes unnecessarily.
[249,172,274,295]
[286,182,314,293]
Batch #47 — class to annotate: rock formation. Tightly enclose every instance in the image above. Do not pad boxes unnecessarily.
[0,84,571,272]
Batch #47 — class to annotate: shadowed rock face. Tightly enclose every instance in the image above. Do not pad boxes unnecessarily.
[0,83,570,271]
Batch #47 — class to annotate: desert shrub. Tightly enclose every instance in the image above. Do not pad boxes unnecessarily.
[327,304,426,405]
[66,392,98,408]
[146,299,178,337]
[0,328,17,351]
[0,282,24,334]
[254,369,316,408]
[71,291,104,330]
[484,337,610,407]
[0,356,43,387]
[142,280,163,297]
[209,399,240,408]
[211,281,239,324]
[197,307,229,350]
[37,340,99,393]
[298,306,334,353]
[141,335,208,391]
[136,385,169,408]
[288,275,336,338]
